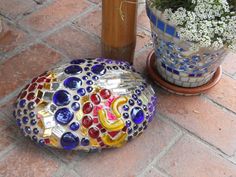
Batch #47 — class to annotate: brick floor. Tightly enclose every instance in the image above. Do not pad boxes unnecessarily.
[0,1,236,177]
[157,135,236,177]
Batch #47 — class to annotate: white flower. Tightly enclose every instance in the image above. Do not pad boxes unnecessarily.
[157,0,236,51]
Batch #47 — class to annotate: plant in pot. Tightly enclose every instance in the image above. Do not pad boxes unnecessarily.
[146,0,236,89]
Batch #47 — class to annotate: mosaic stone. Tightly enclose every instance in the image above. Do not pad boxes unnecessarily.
[14,58,157,151]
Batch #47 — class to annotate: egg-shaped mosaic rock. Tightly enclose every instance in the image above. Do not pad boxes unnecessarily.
[13,58,157,151]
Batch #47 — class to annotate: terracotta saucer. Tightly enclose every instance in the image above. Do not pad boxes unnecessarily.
[146,50,222,96]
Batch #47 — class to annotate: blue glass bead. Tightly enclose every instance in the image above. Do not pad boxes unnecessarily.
[64,77,82,90]
[135,89,141,96]
[106,66,112,70]
[61,132,79,150]
[124,65,130,69]
[84,67,89,71]
[92,76,99,81]
[105,59,113,64]
[25,126,31,134]
[31,119,37,126]
[73,95,80,101]
[133,124,138,130]
[133,131,138,136]
[33,128,39,134]
[65,65,82,75]
[119,66,125,70]
[87,64,92,67]
[82,76,88,81]
[39,139,45,146]
[32,135,37,142]
[113,66,118,70]
[70,59,85,65]
[81,138,90,146]
[28,102,35,110]
[71,102,80,111]
[23,109,28,115]
[55,108,74,125]
[70,122,80,131]
[53,90,71,106]
[91,64,106,75]
[123,113,129,119]
[29,112,35,118]
[143,121,147,127]
[87,72,92,76]
[139,85,145,91]
[77,88,86,96]
[22,116,29,124]
[148,103,154,112]
[129,99,135,106]
[123,105,129,111]
[126,120,131,127]
[17,109,22,117]
[192,56,201,62]
[131,107,144,124]
[137,99,142,106]
[86,80,93,85]
[132,94,138,100]
[143,105,147,111]
[128,127,132,134]
[19,99,26,108]
[86,86,93,93]
[16,119,21,127]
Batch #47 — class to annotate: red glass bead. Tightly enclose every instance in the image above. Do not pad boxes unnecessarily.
[44,138,50,144]
[90,94,101,105]
[46,78,51,83]
[96,124,102,129]
[93,118,98,123]
[82,102,93,114]
[88,127,100,139]
[38,85,43,89]
[37,77,46,83]
[28,83,37,92]
[20,91,27,99]
[27,92,35,101]
[82,116,93,128]
[100,89,111,99]
[35,98,41,104]
[97,137,102,142]
[101,129,106,133]
[31,77,38,83]
[24,84,30,90]
[99,142,105,147]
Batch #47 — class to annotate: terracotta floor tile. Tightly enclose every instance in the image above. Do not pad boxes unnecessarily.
[20,0,90,33]
[206,74,236,113]
[158,135,236,177]
[45,26,100,58]
[0,44,61,99]
[158,90,236,156]
[0,141,59,177]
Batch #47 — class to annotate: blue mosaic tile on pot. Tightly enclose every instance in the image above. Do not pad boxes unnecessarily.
[146,4,228,88]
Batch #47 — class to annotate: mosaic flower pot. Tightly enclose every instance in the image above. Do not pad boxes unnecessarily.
[146,2,228,88]
[13,58,157,151]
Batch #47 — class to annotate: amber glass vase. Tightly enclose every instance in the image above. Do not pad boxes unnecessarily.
[101,0,138,64]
